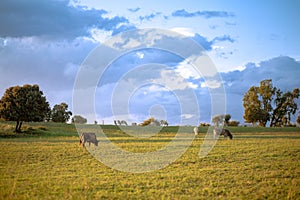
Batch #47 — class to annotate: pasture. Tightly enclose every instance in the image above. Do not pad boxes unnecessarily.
[0,122,299,199]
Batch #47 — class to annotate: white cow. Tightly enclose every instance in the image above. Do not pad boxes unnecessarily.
[194,126,199,135]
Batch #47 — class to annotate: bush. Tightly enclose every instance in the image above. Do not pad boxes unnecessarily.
[228,120,240,126]
[199,122,210,126]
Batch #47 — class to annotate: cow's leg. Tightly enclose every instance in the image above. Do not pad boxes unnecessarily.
[227,131,233,139]
[80,134,83,146]
[223,129,233,139]
[213,129,217,139]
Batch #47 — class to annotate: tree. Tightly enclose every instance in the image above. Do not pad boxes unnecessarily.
[199,122,210,126]
[297,111,300,126]
[270,88,300,127]
[51,102,72,123]
[255,79,276,126]
[212,114,231,126]
[243,79,299,127]
[258,79,275,123]
[160,120,168,126]
[224,114,231,126]
[228,120,240,126]
[212,115,224,126]
[243,80,276,126]
[71,115,87,124]
[243,86,262,126]
[140,117,160,126]
[0,84,50,132]
[120,120,128,126]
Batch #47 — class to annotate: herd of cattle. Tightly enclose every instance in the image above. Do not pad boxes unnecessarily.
[79,127,233,147]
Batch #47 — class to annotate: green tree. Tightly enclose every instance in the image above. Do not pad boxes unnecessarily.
[270,88,300,127]
[51,102,72,123]
[258,79,275,122]
[71,115,87,124]
[243,80,276,126]
[243,79,299,127]
[0,84,50,132]
[243,86,262,126]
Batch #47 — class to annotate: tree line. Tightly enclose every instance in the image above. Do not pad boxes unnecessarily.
[0,80,299,132]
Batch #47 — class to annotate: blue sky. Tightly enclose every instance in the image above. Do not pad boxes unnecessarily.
[0,0,300,125]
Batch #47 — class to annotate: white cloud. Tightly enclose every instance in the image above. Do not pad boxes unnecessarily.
[175,60,201,79]
[181,114,194,119]
[64,63,79,78]
[212,45,224,50]
[148,85,168,92]
[171,27,195,37]
[153,69,198,90]
[89,28,113,43]
[123,38,142,49]
[178,54,219,78]
[200,80,222,89]
[136,52,144,59]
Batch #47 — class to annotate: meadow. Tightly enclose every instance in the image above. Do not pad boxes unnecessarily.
[0,121,299,199]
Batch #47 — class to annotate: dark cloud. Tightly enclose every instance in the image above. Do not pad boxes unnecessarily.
[0,0,129,39]
[128,7,141,13]
[172,9,234,18]
[0,37,97,106]
[139,12,161,21]
[212,35,235,43]
[223,56,300,92]
[192,34,235,51]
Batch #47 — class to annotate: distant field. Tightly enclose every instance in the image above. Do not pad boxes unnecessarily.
[0,122,299,199]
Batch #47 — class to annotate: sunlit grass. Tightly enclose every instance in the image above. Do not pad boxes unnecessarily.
[0,122,299,199]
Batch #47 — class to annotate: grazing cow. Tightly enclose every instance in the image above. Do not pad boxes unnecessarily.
[194,126,199,135]
[213,128,233,139]
[80,133,99,147]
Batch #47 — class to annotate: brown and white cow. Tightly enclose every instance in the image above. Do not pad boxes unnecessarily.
[213,128,233,139]
[80,133,99,147]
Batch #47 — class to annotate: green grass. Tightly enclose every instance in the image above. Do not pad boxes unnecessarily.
[0,121,299,199]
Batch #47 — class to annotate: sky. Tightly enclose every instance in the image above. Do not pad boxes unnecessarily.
[0,0,300,125]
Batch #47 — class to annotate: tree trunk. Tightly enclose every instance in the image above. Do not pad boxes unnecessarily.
[270,114,282,127]
[15,121,23,133]
[14,121,19,132]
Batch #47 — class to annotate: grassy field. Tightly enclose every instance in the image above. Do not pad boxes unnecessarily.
[0,122,299,199]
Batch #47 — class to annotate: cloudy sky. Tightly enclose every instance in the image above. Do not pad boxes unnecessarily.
[1,0,300,125]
